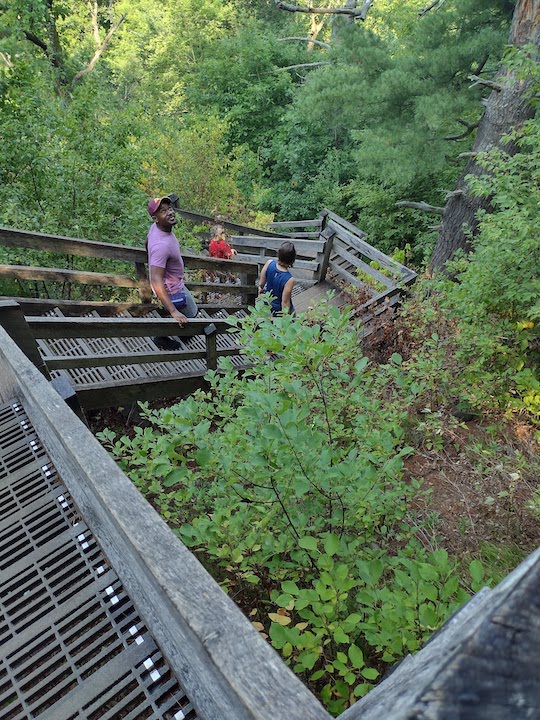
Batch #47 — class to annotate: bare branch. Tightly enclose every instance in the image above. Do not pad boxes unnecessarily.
[444,189,465,200]
[474,52,490,76]
[88,0,101,47]
[0,52,13,68]
[418,0,447,17]
[277,61,331,71]
[71,13,126,86]
[278,36,331,49]
[396,201,444,215]
[444,118,480,141]
[24,30,48,54]
[274,0,374,21]
[468,74,503,92]
[458,151,477,159]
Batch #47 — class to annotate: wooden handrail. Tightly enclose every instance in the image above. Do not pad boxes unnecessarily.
[25,315,236,339]
[0,226,260,306]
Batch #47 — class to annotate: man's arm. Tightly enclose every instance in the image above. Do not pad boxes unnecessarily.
[149,265,188,327]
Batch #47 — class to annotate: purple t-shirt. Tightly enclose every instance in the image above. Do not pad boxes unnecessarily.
[147,223,185,297]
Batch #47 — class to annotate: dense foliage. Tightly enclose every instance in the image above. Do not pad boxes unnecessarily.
[0,0,512,260]
[100,303,486,713]
[1,1,539,713]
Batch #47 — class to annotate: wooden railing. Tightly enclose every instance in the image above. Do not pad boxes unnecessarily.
[0,226,259,311]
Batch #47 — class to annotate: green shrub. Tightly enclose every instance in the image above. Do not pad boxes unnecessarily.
[99,302,474,713]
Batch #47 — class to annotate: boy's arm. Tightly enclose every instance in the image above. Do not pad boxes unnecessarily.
[258,260,270,294]
[281,277,295,313]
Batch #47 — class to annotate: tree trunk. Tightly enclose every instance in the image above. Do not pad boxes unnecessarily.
[429,0,540,272]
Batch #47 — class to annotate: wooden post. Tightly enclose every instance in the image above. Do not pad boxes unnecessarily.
[135,262,152,304]
[246,271,258,307]
[317,227,336,283]
[205,323,218,370]
[0,300,51,379]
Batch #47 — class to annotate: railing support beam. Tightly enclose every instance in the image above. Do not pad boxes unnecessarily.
[0,300,50,379]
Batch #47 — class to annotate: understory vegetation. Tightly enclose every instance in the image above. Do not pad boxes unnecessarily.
[99,274,539,712]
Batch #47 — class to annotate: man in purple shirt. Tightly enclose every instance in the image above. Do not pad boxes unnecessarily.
[147,196,198,350]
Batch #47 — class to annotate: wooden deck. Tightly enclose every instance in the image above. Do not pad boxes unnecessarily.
[0,210,417,409]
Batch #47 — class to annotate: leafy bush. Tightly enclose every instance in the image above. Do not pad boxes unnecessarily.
[100,302,473,713]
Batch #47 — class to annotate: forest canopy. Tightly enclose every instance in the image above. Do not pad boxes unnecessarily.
[0,0,514,261]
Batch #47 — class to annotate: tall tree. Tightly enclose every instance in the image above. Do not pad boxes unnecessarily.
[429,0,540,271]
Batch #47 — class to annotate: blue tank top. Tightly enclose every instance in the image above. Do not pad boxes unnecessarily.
[265,260,294,314]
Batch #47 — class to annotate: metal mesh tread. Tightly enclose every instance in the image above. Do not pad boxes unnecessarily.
[38,307,249,390]
[0,401,199,720]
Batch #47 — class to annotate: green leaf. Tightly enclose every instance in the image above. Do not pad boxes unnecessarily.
[469,559,484,585]
[299,536,318,551]
[348,644,364,669]
[361,667,379,680]
[323,533,340,556]
[282,580,299,595]
[333,627,350,644]
[195,447,212,466]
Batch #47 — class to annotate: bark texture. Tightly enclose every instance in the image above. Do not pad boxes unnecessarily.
[429,0,540,272]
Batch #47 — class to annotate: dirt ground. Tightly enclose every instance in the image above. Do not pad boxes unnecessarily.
[403,416,540,574]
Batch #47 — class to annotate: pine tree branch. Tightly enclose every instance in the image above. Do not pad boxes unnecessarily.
[396,201,444,215]
[444,118,480,141]
[468,74,504,91]
[277,36,331,49]
[277,61,331,71]
[274,0,374,21]
[418,0,447,17]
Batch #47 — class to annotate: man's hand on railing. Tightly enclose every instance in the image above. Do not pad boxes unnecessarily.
[171,309,188,327]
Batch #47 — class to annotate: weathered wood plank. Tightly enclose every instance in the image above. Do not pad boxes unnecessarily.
[26,316,235,339]
[0,226,148,262]
[0,328,330,720]
[42,345,242,370]
[328,260,361,288]
[43,349,203,369]
[333,239,395,288]
[317,227,335,283]
[183,252,259,274]
[0,300,51,378]
[326,220,413,278]
[0,297,160,316]
[321,209,368,239]
[187,281,256,294]
[231,236,324,255]
[270,231,320,239]
[174,209,290,238]
[0,264,140,288]
[233,253,318,272]
[268,219,321,228]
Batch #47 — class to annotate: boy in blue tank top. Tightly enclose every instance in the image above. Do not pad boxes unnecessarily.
[258,241,297,315]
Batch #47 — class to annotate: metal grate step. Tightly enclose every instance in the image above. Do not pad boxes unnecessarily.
[0,400,200,720]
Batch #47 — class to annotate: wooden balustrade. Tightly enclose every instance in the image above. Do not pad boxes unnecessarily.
[0,226,259,308]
